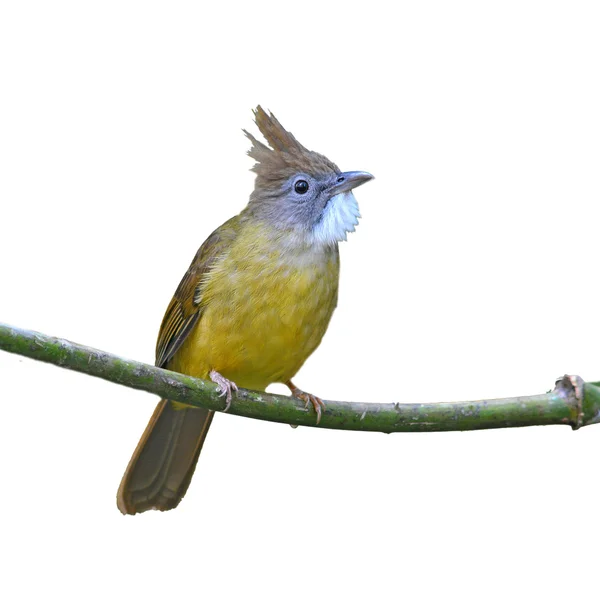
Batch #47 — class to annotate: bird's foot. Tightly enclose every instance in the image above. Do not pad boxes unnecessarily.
[210,369,238,412]
[286,380,325,425]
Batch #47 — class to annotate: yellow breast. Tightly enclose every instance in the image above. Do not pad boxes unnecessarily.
[170,221,340,391]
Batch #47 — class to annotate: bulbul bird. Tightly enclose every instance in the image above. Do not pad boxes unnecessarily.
[117,106,373,515]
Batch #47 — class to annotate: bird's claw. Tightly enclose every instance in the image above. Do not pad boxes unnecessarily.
[210,369,238,412]
[286,381,325,425]
[302,393,325,425]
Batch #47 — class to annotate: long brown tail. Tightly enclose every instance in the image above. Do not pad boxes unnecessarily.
[117,400,214,515]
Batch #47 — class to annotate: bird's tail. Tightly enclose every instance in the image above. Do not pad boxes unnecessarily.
[117,399,214,515]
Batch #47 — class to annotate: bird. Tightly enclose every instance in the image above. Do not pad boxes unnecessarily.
[117,106,373,514]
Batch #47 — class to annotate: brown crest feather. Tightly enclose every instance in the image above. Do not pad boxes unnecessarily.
[243,106,339,183]
[252,106,307,154]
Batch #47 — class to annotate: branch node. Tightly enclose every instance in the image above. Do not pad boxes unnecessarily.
[554,374,584,430]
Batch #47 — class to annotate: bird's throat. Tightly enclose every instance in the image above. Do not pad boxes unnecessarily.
[311,191,361,246]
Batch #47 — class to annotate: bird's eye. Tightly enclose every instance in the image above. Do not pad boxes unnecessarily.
[294,180,309,194]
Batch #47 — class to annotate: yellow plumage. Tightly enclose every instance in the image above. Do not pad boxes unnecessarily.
[170,220,339,391]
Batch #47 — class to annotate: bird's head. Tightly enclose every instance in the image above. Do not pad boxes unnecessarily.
[244,106,373,246]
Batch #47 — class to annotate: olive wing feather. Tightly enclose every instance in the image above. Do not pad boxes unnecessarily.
[154,217,240,368]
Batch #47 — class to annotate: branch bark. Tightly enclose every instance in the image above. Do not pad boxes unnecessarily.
[1,321,599,432]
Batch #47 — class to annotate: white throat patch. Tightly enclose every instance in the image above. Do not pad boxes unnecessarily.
[310,192,361,246]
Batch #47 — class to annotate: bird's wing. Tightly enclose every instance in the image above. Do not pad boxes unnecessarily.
[155,216,240,368]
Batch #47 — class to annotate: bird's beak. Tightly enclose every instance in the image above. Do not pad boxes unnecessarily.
[328,171,374,196]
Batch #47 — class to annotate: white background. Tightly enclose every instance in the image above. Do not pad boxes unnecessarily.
[1,1,599,599]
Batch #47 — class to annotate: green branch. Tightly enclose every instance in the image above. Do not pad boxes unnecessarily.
[1,321,599,432]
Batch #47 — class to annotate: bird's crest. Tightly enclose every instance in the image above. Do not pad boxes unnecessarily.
[244,106,338,183]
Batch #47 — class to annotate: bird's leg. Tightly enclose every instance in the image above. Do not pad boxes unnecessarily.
[286,380,325,425]
[210,369,238,412]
